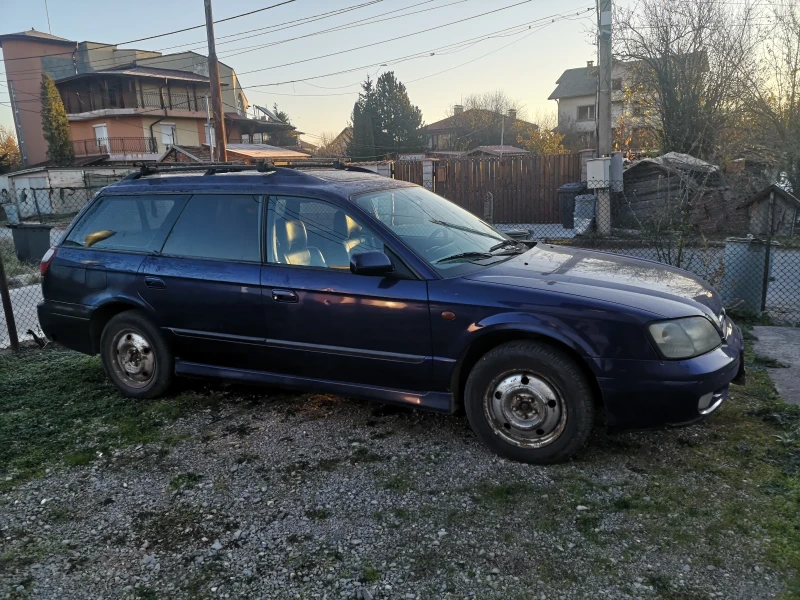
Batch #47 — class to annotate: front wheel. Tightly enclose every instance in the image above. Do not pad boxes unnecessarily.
[100,310,173,399]
[464,341,594,464]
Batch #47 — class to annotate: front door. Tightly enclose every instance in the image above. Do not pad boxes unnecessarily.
[137,193,265,368]
[260,195,432,391]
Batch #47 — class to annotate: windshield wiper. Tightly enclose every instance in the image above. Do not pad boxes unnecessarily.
[435,251,494,264]
[429,219,503,242]
[489,239,523,252]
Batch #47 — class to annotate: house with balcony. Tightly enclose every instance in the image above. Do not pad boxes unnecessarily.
[0,29,296,168]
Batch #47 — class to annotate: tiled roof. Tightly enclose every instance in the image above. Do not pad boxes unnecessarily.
[548,67,597,100]
[425,109,533,132]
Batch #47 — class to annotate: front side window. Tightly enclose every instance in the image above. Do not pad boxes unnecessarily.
[65,195,188,251]
[356,186,525,276]
[162,195,261,262]
[267,196,383,269]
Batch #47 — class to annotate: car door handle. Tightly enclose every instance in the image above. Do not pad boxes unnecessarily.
[272,288,298,303]
[144,276,166,289]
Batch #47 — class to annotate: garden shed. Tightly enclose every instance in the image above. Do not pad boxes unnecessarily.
[739,184,800,238]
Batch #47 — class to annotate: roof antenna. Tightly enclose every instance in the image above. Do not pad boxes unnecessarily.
[44,0,52,33]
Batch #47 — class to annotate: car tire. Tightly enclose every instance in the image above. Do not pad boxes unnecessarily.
[100,310,173,399]
[464,341,594,464]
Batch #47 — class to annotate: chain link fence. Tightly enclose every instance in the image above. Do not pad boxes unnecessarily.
[1,186,100,349]
[1,164,798,350]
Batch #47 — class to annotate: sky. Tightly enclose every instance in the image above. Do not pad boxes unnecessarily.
[0,0,606,145]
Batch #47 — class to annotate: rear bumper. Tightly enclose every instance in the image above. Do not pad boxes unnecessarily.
[595,322,745,432]
[37,300,93,354]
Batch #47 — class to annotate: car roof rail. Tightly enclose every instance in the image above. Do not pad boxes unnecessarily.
[122,162,276,180]
[121,159,377,181]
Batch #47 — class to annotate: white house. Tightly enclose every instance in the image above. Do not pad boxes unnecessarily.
[548,60,654,151]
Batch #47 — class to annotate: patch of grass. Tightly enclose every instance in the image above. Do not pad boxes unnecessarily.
[64,451,94,466]
[384,474,412,492]
[305,507,329,520]
[359,566,380,583]
[753,353,790,369]
[317,458,341,472]
[475,481,535,505]
[0,349,215,490]
[167,472,202,492]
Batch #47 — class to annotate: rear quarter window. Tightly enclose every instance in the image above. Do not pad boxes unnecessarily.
[65,195,189,252]
[161,194,262,262]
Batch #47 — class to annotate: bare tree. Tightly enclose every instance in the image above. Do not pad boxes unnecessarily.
[743,1,800,192]
[614,0,762,160]
[314,131,347,158]
[438,90,526,151]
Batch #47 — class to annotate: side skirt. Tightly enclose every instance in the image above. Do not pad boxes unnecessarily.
[174,360,454,414]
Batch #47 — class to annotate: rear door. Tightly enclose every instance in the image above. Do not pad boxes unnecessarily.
[53,194,188,306]
[137,194,265,368]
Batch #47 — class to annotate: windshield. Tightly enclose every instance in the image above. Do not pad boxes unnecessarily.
[356,186,527,275]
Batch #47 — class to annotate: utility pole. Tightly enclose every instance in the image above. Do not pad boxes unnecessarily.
[204,0,227,163]
[597,0,613,157]
[205,95,214,162]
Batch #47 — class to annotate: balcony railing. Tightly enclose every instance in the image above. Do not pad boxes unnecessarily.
[73,136,159,157]
[61,90,204,114]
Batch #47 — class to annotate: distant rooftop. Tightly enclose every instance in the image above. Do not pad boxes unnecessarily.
[0,28,74,45]
[467,145,529,156]
[548,66,597,100]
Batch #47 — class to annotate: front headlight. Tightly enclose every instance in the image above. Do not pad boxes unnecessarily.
[648,317,721,359]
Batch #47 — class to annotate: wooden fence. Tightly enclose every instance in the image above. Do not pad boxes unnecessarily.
[393,154,582,224]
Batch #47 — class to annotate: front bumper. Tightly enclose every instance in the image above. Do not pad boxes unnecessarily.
[595,320,745,432]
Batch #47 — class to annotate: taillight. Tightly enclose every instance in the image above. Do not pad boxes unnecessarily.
[40,247,57,276]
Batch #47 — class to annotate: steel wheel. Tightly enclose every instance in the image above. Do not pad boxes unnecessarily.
[484,370,567,448]
[109,328,156,390]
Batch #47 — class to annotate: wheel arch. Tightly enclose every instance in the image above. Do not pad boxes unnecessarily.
[450,327,603,412]
[89,299,153,354]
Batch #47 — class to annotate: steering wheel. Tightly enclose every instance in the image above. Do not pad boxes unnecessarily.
[427,226,454,249]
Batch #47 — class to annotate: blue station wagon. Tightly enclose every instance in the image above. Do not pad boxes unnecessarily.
[38,163,745,464]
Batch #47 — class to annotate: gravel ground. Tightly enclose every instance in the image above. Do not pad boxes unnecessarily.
[1,349,798,600]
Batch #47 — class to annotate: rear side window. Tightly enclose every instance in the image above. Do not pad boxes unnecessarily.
[65,195,188,251]
[162,194,261,262]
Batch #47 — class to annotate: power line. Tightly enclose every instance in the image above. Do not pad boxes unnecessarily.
[236,0,541,77]
[0,0,390,80]
[0,0,297,65]
[238,7,593,89]
[0,0,469,83]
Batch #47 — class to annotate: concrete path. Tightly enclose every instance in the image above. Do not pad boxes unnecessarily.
[753,326,800,406]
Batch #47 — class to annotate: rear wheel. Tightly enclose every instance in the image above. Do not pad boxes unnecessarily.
[464,341,593,464]
[100,310,173,399]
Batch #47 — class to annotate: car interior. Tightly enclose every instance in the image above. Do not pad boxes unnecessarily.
[270,198,383,269]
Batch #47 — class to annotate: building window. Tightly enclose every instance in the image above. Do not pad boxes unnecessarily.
[577,105,596,122]
[161,123,177,146]
[612,78,623,91]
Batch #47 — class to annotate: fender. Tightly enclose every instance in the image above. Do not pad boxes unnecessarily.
[464,311,598,358]
[439,311,602,411]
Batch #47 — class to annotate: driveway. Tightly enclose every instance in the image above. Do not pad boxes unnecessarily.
[753,325,800,406]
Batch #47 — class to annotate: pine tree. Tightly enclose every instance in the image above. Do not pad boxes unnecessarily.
[348,77,377,159]
[347,73,424,159]
[373,72,424,153]
[40,73,74,166]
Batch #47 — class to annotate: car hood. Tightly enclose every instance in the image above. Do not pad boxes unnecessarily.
[464,244,723,319]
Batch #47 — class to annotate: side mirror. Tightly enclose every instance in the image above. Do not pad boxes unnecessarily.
[350,251,395,276]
